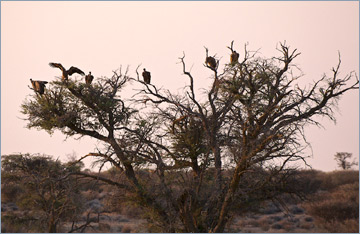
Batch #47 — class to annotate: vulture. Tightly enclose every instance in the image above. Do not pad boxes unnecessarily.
[49,62,85,81]
[205,56,217,70]
[230,51,239,65]
[142,68,151,84]
[30,78,48,95]
[85,71,94,85]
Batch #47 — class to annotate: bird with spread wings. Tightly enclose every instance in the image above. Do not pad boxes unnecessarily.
[30,78,48,95]
[49,62,85,81]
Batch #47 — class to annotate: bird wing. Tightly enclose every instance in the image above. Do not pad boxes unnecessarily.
[32,80,48,85]
[68,66,85,76]
[30,80,37,90]
[49,63,65,72]
[33,81,41,91]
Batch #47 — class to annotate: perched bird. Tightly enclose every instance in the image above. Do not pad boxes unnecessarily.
[30,78,48,95]
[142,68,151,84]
[49,62,85,81]
[230,51,239,65]
[205,56,217,70]
[85,71,94,85]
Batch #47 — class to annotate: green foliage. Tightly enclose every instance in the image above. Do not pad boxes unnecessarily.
[21,77,135,137]
[170,115,207,172]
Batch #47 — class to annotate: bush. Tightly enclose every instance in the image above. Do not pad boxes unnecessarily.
[1,154,88,233]
[1,212,43,233]
[1,184,23,203]
[314,218,359,233]
[303,176,359,233]
[295,170,323,195]
[319,170,359,191]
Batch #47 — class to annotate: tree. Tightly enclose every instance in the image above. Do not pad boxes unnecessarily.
[1,154,89,233]
[21,42,358,232]
[334,152,358,170]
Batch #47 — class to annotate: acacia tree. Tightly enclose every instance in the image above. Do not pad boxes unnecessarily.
[21,42,358,232]
[1,154,89,233]
[334,152,358,170]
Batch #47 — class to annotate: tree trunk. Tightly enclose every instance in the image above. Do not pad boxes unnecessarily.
[211,163,247,233]
[48,217,57,233]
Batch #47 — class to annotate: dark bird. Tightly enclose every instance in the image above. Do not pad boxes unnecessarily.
[142,68,151,84]
[205,56,217,70]
[85,71,94,85]
[230,50,239,65]
[30,78,48,95]
[49,62,85,81]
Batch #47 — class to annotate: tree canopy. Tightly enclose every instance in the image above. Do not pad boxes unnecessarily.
[1,154,87,232]
[21,42,358,232]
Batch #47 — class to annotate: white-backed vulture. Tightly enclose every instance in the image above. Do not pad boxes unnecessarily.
[85,71,94,85]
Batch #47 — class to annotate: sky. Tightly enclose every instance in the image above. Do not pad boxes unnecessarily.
[1,1,359,171]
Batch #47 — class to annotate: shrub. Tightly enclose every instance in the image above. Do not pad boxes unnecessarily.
[303,176,359,233]
[319,170,359,191]
[1,184,23,203]
[306,183,358,221]
[1,154,89,233]
[314,219,359,233]
[277,219,294,231]
[290,205,304,214]
[271,223,283,229]
[295,170,323,195]
[304,216,314,222]
[1,212,43,233]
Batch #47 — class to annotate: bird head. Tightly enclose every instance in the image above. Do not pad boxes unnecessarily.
[30,78,33,82]
[89,71,92,74]
[143,68,146,71]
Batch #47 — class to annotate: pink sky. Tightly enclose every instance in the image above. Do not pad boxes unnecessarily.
[1,1,359,171]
